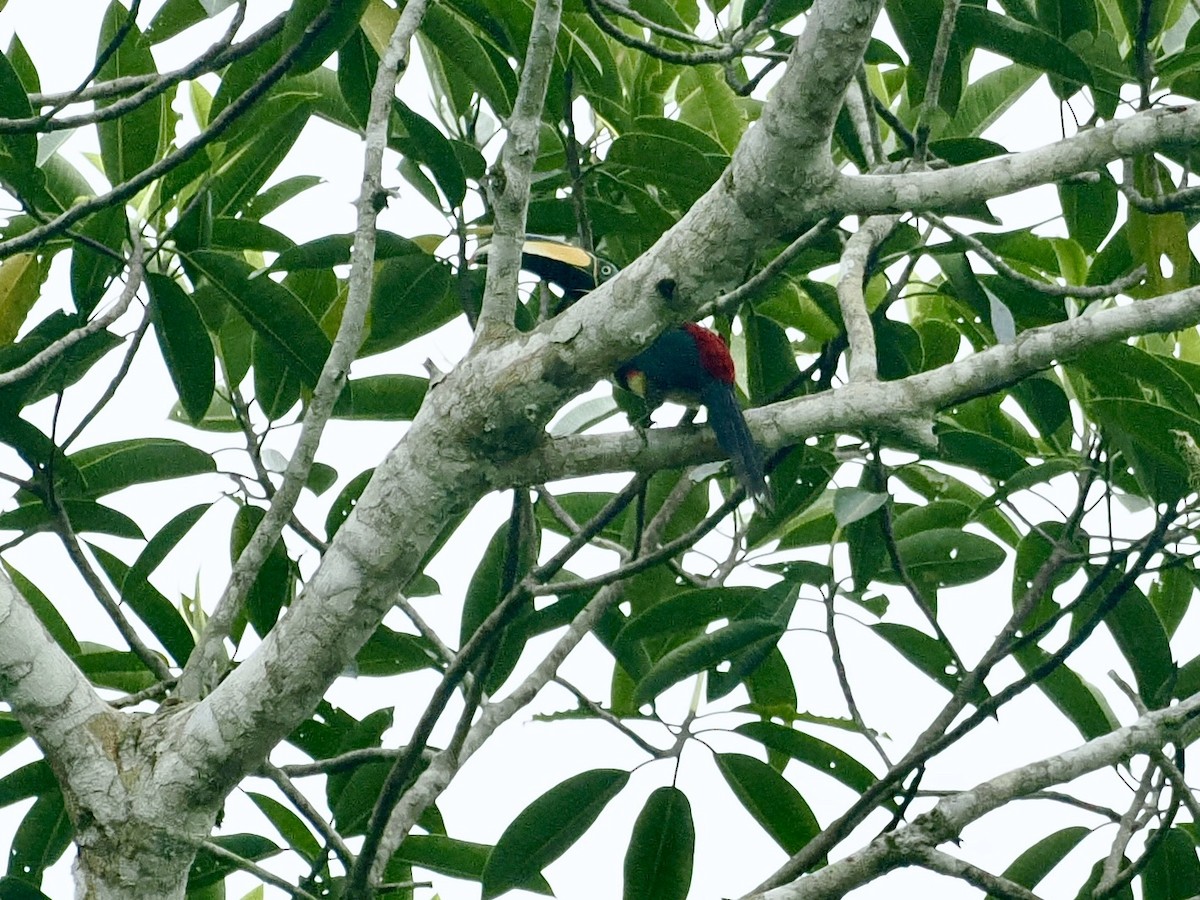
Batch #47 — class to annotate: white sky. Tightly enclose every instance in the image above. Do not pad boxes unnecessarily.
[0,2,1192,899]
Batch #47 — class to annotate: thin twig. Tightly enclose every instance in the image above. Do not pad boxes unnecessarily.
[258,762,354,870]
[0,3,335,261]
[53,505,171,681]
[200,839,321,900]
[62,308,151,450]
[704,218,834,318]
[924,211,1147,300]
[28,11,283,108]
[0,3,249,135]
[553,676,670,757]
[913,0,961,162]
[916,847,1046,900]
[0,230,144,388]
[837,216,897,382]
[177,0,422,700]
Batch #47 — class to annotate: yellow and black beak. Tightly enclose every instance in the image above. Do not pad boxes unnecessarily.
[475,236,618,308]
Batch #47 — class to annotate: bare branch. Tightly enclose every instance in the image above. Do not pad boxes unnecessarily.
[476,0,564,331]
[177,0,430,700]
[837,216,896,382]
[0,4,338,261]
[199,839,321,900]
[744,692,1200,900]
[0,228,144,388]
[913,0,960,162]
[915,847,1045,900]
[923,211,1147,300]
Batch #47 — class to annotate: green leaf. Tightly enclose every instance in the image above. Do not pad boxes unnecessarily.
[282,0,370,74]
[1149,564,1191,639]
[69,205,126,316]
[209,99,315,218]
[1,563,79,656]
[147,273,215,424]
[481,768,629,899]
[1059,176,1118,253]
[871,623,964,693]
[734,722,882,798]
[421,5,517,116]
[1105,585,1174,706]
[325,467,373,540]
[7,35,40,95]
[0,761,55,808]
[242,175,323,220]
[1014,645,1119,739]
[714,753,821,856]
[676,65,746,152]
[832,487,888,527]
[0,252,43,346]
[1126,156,1190,297]
[991,826,1090,899]
[10,788,71,881]
[1143,827,1200,900]
[879,527,1006,589]
[708,582,800,700]
[0,46,39,203]
[73,644,157,692]
[956,7,1094,88]
[68,438,216,498]
[633,620,784,706]
[246,792,321,863]
[230,503,294,636]
[0,876,53,899]
[363,251,456,355]
[186,250,331,386]
[146,0,238,43]
[96,1,165,184]
[391,835,552,894]
[394,99,467,209]
[354,625,441,676]
[943,64,1040,139]
[331,374,428,420]
[623,787,694,900]
[89,544,196,667]
[615,586,764,649]
[0,499,143,540]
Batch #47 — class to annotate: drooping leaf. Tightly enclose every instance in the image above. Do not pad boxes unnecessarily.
[481,769,630,899]
[623,787,695,900]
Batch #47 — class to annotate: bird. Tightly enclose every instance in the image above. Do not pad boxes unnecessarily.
[512,237,772,507]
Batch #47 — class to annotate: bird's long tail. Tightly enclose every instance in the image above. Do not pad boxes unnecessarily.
[702,382,772,508]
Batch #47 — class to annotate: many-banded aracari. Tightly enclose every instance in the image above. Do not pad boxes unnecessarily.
[511,237,771,506]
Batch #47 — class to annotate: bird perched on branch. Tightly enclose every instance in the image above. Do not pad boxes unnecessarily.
[509,237,772,507]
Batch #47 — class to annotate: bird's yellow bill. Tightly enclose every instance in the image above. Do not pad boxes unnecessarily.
[624,370,647,398]
[522,239,595,270]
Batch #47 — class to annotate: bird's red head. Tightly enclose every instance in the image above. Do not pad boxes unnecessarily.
[682,323,735,385]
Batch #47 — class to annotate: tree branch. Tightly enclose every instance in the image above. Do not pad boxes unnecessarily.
[745,692,1200,899]
[177,0,430,701]
[476,0,564,332]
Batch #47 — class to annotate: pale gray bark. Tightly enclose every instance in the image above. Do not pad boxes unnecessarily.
[5,0,1200,896]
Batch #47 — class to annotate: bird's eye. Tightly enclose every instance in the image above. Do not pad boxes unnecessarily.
[600,263,615,277]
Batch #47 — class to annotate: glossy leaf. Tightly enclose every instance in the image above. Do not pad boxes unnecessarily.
[634,620,784,706]
[714,753,821,857]
[990,826,1090,899]
[96,2,164,185]
[186,250,332,386]
[391,835,552,894]
[624,787,694,900]
[734,722,882,798]
[481,769,629,899]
